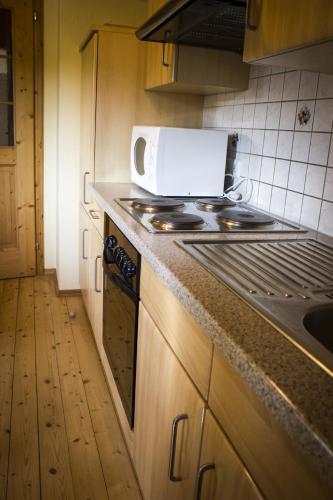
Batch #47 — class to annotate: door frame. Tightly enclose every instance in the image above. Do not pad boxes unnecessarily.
[33,0,44,273]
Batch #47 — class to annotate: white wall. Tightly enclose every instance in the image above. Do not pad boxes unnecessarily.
[44,0,147,289]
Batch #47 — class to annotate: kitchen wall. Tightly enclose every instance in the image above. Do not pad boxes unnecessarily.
[203,65,333,237]
[44,0,147,289]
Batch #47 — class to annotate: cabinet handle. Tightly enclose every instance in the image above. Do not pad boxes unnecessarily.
[194,463,215,500]
[161,31,171,67]
[83,171,90,204]
[246,0,258,31]
[89,209,100,220]
[95,255,102,292]
[168,414,188,482]
[82,229,88,260]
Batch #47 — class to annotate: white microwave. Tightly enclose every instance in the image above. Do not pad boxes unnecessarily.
[130,126,228,196]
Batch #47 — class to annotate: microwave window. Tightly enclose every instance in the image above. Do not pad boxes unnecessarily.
[134,137,146,176]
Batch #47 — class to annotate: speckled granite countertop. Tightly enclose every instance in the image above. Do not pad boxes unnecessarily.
[90,182,333,489]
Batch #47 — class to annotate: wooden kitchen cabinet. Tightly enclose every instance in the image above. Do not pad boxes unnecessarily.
[133,303,205,500]
[144,0,249,95]
[197,410,263,500]
[244,0,333,73]
[79,204,103,352]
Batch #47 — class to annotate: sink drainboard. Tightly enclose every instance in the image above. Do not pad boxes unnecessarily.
[178,238,333,375]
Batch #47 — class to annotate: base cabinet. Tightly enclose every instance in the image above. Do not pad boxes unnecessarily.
[79,203,103,352]
[133,303,205,500]
[197,411,263,500]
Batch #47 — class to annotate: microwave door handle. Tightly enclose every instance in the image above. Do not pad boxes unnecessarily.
[103,263,138,303]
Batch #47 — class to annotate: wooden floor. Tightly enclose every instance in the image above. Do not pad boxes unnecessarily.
[0,275,141,500]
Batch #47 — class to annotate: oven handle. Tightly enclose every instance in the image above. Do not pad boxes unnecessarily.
[103,262,138,303]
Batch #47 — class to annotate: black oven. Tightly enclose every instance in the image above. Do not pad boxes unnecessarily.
[103,215,140,429]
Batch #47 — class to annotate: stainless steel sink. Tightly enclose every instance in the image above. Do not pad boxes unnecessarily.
[178,238,333,375]
[303,306,333,354]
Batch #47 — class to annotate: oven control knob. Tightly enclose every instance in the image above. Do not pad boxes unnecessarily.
[105,235,117,249]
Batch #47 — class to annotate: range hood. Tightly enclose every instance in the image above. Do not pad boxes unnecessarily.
[136,0,247,54]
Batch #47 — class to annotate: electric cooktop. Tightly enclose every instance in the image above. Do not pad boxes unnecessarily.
[116,197,307,234]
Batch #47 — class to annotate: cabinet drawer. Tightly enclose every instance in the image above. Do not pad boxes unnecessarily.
[209,349,332,500]
[140,258,213,399]
[86,199,104,238]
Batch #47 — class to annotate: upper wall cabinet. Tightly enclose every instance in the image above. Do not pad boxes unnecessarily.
[144,0,249,95]
[243,0,333,74]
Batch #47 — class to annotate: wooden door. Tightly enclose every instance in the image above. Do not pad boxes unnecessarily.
[0,0,36,278]
[197,411,263,500]
[133,303,204,500]
[80,33,97,206]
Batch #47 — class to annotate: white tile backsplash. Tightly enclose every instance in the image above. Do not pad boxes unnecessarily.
[204,65,333,237]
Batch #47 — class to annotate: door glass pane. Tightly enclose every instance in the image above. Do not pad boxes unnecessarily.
[0,103,14,146]
[0,8,14,146]
[0,9,12,55]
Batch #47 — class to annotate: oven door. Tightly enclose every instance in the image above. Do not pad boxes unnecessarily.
[103,257,139,429]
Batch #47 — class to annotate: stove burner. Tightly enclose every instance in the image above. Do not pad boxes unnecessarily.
[196,198,236,211]
[150,212,205,231]
[217,209,275,228]
[131,198,185,213]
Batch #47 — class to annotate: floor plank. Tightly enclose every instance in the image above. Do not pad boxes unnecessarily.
[34,276,75,499]
[7,278,40,500]
[50,283,109,499]
[0,279,19,500]
[67,295,142,500]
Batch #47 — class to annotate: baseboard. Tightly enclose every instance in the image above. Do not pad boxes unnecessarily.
[44,268,81,297]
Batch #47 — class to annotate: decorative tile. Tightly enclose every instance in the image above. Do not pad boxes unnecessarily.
[317,73,333,98]
[260,156,275,183]
[274,159,290,188]
[295,100,315,131]
[298,71,318,100]
[308,133,330,165]
[239,130,252,154]
[270,66,285,75]
[270,186,287,217]
[204,94,217,107]
[323,168,333,201]
[284,191,303,222]
[300,196,321,229]
[288,161,307,192]
[253,103,267,128]
[266,102,281,130]
[313,99,333,132]
[276,131,294,160]
[236,153,250,177]
[248,179,259,206]
[215,93,225,106]
[291,132,311,162]
[251,129,265,155]
[318,201,333,236]
[224,92,235,105]
[328,139,333,167]
[304,164,326,198]
[256,76,270,103]
[268,73,284,102]
[282,71,300,101]
[280,101,297,130]
[250,64,271,77]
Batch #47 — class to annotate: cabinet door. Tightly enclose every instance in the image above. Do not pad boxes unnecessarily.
[244,0,333,63]
[79,204,91,315]
[80,33,97,205]
[90,228,104,352]
[145,0,175,89]
[133,303,204,500]
[196,411,263,500]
